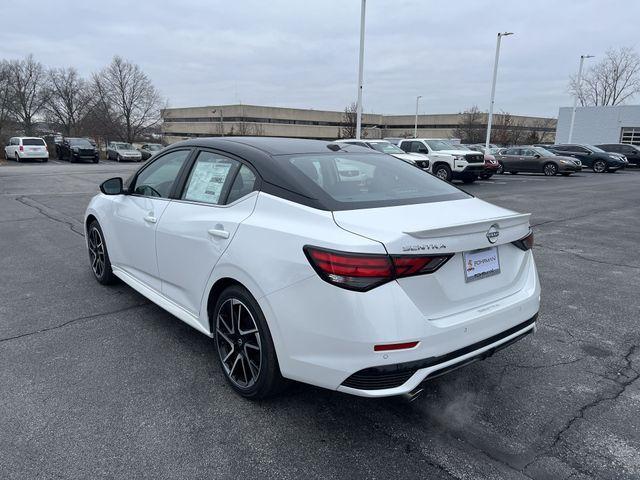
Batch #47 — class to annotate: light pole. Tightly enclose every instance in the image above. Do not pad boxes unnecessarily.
[485,32,513,149]
[414,95,422,138]
[568,54,594,143]
[355,0,366,139]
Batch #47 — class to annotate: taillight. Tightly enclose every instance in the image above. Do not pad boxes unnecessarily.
[512,230,534,251]
[304,246,452,291]
[19,145,24,151]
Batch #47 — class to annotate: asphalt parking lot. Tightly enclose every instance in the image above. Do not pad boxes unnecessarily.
[1,161,639,480]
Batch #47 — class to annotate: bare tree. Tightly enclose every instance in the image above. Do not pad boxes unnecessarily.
[92,56,163,142]
[569,47,640,106]
[8,55,48,135]
[339,102,357,138]
[453,105,485,144]
[44,67,90,136]
[0,60,15,141]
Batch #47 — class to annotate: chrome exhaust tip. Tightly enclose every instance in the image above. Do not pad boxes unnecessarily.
[403,386,424,402]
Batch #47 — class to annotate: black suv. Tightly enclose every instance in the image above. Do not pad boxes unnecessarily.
[58,138,99,163]
[595,143,640,167]
[547,144,626,173]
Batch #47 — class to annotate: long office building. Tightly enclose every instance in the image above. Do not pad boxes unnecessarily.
[161,104,556,144]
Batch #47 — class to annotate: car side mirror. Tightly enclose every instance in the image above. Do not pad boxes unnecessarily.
[534,154,540,158]
[100,177,124,195]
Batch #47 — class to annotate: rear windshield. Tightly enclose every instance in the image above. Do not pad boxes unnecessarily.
[287,153,469,209]
[23,139,46,146]
[69,138,92,147]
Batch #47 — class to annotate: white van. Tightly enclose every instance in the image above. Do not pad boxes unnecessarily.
[4,137,49,162]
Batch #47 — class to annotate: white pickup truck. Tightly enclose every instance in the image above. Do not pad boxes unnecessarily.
[390,138,484,183]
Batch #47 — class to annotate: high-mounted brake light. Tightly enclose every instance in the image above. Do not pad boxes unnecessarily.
[512,230,534,251]
[304,246,453,291]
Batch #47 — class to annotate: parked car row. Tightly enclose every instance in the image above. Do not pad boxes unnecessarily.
[3,136,165,164]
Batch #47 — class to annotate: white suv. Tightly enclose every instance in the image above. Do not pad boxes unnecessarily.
[334,139,430,171]
[4,137,49,162]
[396,138,484,183]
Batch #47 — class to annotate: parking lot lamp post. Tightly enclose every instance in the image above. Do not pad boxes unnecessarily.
[355,0,366,139]
[485,32,513,150]
[414,95,422,138]
[568,54,594,143]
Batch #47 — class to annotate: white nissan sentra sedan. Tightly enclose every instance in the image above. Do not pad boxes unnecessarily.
[85,137,540,399]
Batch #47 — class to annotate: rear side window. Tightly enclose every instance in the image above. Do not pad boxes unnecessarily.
[23,139,46,146]
[182,151,238,205]
[226,165,257,204]
[288,153,468,209]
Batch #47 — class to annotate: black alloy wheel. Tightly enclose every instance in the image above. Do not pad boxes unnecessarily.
[87,221,116,285]
[543,163,558,176]
[213,285,286,399]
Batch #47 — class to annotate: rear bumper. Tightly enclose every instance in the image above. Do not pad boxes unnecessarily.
[261,249,541,397]
[339,315,536,396]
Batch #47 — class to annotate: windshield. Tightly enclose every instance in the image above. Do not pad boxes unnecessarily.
[68,138,92,147]
[533,147,555,156]
[425,140,455,151]
[114,143,134,150]
[23,138,46,146]
[367,142,405,154]
[588,145,605,153]
[288,152,469,208]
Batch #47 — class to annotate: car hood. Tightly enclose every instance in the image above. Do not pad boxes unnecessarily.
[391,152,427,162]
[435,149,474,156]
[116,149,141,155]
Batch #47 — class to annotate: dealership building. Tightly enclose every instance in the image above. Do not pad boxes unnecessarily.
[161,104,556,144]
[555,105,640,145]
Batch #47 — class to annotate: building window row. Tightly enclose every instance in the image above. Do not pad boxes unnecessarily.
[620,127,640,145]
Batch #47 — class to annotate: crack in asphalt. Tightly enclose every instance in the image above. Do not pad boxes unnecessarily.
[0,302,150,344]
[536,243,640,270]
[496,357,584,371]
[520,344,640,475]
[14,195,85,237]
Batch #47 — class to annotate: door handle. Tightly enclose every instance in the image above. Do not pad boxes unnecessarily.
[208,228,230,239]
[143,215,157,224]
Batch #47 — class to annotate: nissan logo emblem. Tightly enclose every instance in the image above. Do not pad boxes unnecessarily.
[486,224,500,244]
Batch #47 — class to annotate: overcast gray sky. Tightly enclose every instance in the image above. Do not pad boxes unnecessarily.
[3,0,638,117]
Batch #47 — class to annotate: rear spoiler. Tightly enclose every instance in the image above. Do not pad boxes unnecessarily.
[404,213,531,239]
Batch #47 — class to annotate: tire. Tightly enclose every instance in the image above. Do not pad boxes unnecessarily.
[479,174,490,180]
[15,153,20,163]
[87,220,117,285]
[117,154,121,162]
[509,171,519,175]
[93,158,99,163]
[213,285,287,399]
[592,160,607,173]
[496,162,504,175]
[543,162,558,176]
[433,163,452,182]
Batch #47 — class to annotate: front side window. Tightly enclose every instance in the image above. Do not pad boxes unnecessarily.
[133,149,190,198]
[505,148,520,155]
[182,151,238,205]
[288,152,468,209]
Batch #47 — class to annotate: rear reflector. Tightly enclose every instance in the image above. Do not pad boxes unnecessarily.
[374,341,419,352]
[512,230,534,251]
[304,246,453,291]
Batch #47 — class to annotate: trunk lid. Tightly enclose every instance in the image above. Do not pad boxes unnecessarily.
[332,198,533,319]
